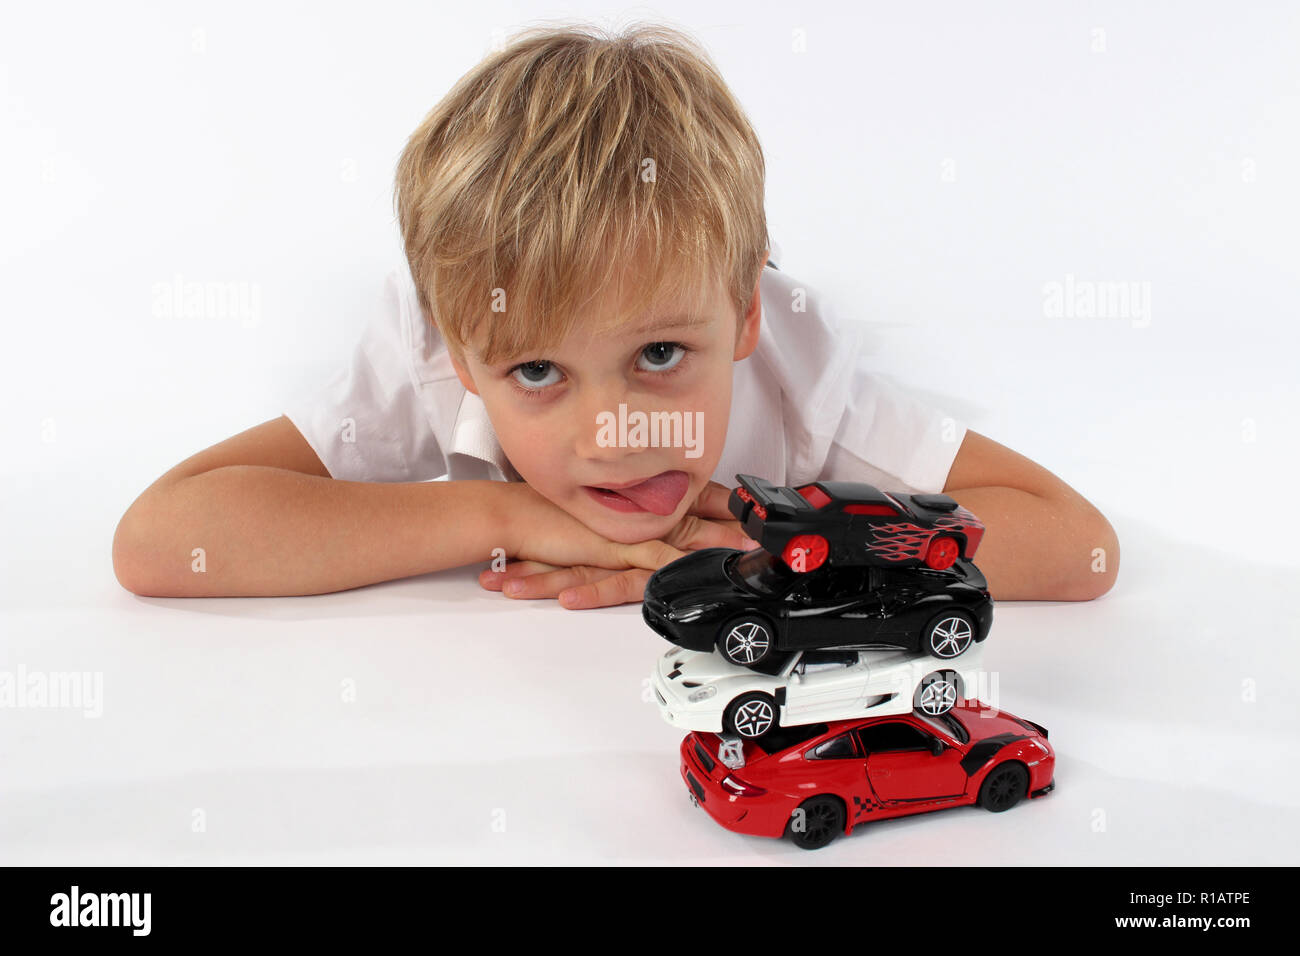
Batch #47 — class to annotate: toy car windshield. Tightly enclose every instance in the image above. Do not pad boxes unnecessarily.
[725,547,799,596]
[727,473,985,572]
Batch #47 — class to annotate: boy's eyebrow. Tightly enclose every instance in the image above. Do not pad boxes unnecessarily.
[622,313,714,336]
[486,313,715,365]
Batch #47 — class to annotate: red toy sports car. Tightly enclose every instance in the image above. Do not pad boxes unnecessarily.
[729,473,984,572]
[679,700,1054,850]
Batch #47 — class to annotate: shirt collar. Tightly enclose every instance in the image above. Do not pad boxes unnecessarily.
[448,388,521,481]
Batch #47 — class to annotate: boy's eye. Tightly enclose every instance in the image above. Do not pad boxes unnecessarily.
[511,360,561,390]
[507,342,691,396]
[637,342,686,372]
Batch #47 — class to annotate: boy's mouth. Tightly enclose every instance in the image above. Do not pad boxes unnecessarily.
[582,470,690,516]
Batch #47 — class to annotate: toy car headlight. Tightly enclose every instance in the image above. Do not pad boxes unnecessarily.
[687,686,718,703]
[668,603,721,623]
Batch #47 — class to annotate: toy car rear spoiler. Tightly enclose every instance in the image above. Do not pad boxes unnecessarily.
[727,473,810,524]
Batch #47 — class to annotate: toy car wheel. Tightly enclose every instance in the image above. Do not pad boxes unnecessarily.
[718,617,774,666]
[978,762,1029,812]
[724,691,778,739]
[782,534,828,572]
[924,535,960,570]
[921,609,976,659]
[786,796,845,850]
[914,670,962,716]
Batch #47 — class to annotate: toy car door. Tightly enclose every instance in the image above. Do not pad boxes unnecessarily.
[863,567,921,644]
[831,566,896,647]
[784,566,877,650]
[856,720,967,804]
[846,498,908,565]
[782,650,867,722]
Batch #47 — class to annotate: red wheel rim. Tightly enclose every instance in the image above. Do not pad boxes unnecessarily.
[925,537,959,570]
[783,534,828,572]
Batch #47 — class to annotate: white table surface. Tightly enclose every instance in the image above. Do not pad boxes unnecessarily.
[3,433,1297,865]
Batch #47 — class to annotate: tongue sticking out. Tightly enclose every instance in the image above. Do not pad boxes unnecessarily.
[607,471,690,516]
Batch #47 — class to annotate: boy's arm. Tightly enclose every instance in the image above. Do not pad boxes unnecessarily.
[942,429,1120,602]
[112,416,726,598]
[111,415,513,597]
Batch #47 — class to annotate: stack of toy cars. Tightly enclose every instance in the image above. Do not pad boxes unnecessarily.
[643,474,1056,850]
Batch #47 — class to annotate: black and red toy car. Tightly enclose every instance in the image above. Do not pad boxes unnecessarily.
[729,473,984,573]
[679,700,1054,850]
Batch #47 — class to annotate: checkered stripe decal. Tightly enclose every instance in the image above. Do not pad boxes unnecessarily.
[852,794,881,820]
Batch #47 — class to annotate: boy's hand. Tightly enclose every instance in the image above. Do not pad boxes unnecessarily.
[480,480,758,609]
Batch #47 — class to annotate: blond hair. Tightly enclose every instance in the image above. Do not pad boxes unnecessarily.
[393,20,768,365]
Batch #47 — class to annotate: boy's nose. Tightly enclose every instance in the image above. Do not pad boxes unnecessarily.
[574,389,640,462]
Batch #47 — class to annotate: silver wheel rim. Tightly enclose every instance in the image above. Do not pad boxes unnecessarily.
[929,615,973,657]
[733,699,774,737]
[919,677,958,715]
[724,622,770,664]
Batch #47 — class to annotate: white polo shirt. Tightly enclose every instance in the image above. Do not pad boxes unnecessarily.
[283,242,968,494]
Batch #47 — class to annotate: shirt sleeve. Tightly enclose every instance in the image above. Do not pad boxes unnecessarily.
[819,358,968,494]
[282,269,448,482]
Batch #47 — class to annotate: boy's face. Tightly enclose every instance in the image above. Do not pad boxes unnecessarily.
[449,254,764,545]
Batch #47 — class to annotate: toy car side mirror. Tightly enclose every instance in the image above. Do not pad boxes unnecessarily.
[930,739,945,756]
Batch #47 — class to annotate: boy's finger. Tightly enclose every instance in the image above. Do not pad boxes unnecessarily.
[618,537,690,572]
[500,565,615,599]
[719,526,761,553]
[559,568,652,610]
[686,480,736,520]
[704,518,757,552]
[479,560,563,589]
[664,514,758,554]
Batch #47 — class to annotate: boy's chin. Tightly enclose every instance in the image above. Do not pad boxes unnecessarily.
[587,513,676,546]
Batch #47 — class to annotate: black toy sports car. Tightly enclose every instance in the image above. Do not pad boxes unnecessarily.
[642,547,994,667]
[728,473,984,572]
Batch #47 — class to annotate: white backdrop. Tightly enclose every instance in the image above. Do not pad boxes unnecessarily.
[2,1,1297,864]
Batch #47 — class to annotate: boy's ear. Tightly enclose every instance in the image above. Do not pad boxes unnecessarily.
[733,247,767,362]
[449,350,480,396]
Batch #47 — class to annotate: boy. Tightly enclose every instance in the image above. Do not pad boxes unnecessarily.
[112,22,1118,606]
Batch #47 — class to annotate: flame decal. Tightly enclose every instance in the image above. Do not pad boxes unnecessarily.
[862,507,985,562]
[864,522,933,561]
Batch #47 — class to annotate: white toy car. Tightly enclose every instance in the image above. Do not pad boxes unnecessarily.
[651,643,987,740]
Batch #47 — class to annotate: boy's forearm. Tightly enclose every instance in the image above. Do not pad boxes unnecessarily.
[945,486,1119,602]
[113,468,512,597]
